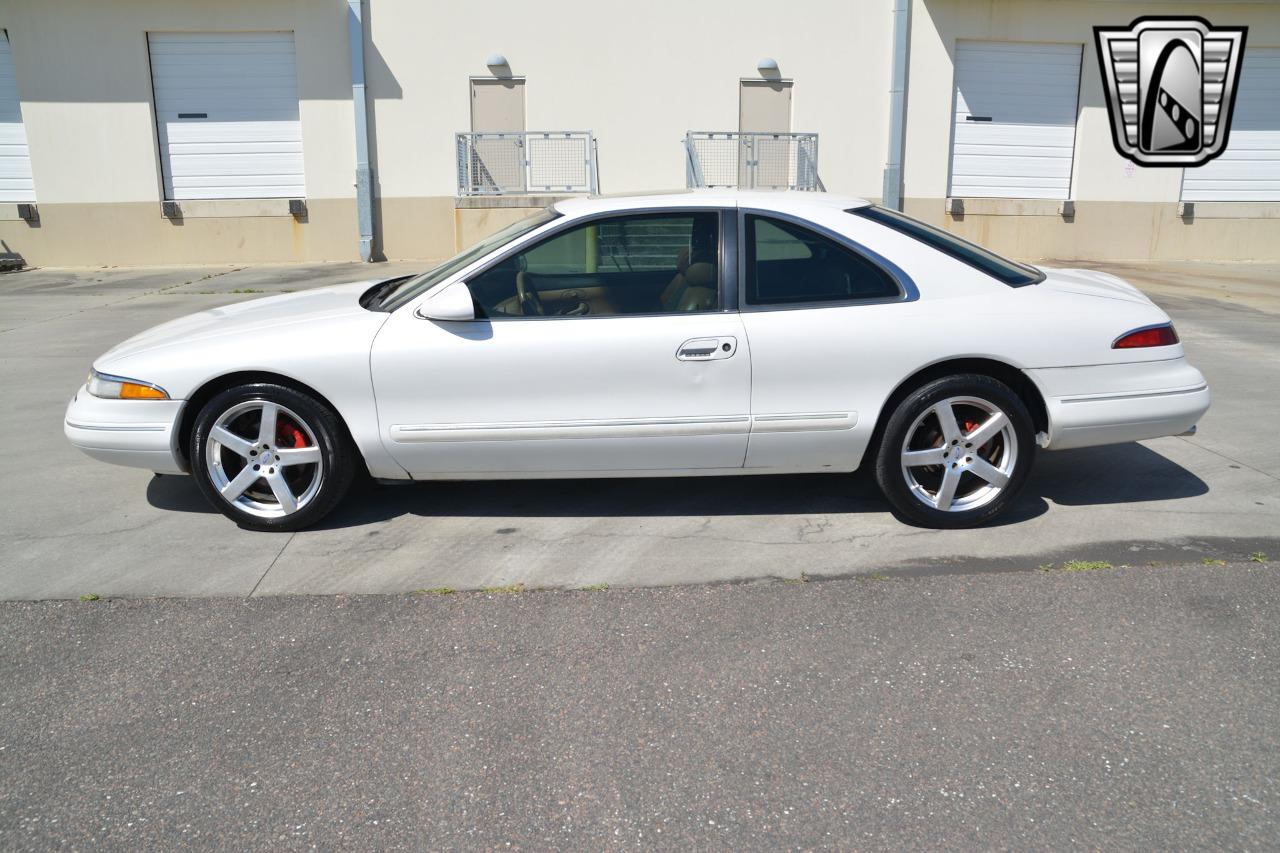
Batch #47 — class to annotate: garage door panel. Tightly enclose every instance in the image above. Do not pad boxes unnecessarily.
[955,96,1079,114]
[170,181,305,200]
[1186,159,1279,180]
[1183,48,1280,202]
[957,123,1075,145]
[956,174,1072,189]
[0,32,33,202]
[954,143,1075,158]
[167,152,307,177]
[165,120,304,141]
[1185,187,1280,201]
[169,141,303,157]
[171,175,305,188]
[954,124,1077,146]
[149,32,304,201]
[152,85,302,101]
[0,157,33,179]
[956,68,1082,85]
[950,41,1082,200]
[956,187,1070,200]
[1209,132,1280,151]
[951,154,1073,178]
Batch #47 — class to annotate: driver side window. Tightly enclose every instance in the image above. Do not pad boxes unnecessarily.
[465,211,720,318]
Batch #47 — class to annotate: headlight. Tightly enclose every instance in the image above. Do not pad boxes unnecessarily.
[86,370,169,400]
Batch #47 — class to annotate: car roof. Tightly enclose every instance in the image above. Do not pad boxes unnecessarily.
[553,189,870,218]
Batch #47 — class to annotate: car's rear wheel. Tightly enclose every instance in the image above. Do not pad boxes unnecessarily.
[874,374,1035,528]
[190,383,355,531]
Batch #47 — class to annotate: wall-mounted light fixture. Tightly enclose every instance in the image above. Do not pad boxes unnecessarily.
[756,57,781,78]
[485,53,511,77]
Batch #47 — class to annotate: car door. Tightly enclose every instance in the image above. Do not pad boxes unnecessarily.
[370,208,752,476]
[737,210,912,471]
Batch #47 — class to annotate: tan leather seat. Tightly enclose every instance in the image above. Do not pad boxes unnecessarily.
[675,262,717,312]
[659,249,692,309]
[660,249,716,312]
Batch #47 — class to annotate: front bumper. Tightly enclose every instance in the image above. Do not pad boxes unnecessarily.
[64,385,187,474]
[1029,358,1210,451]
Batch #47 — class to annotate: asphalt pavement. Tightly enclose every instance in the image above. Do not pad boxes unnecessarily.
[1,560,1275,850]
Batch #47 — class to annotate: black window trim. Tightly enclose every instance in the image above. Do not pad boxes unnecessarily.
[737,208,919,313]
[850,205,1046,287]
[432,205,734,322]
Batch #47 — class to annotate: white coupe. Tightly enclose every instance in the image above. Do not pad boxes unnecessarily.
[65,191,1210,531]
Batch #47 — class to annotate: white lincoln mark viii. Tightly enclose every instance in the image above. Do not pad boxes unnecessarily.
[65,191,1210,531]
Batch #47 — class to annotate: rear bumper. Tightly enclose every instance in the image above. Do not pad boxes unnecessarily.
[1029,358,1210,451]
[64,385,187,474]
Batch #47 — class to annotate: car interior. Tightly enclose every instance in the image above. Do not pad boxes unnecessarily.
[465,212,721,318]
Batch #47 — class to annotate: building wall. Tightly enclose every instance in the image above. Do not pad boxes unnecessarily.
[0,0,1275,267]
[0,0,362,265]
[364,0,895,259]
[0,0,896,266]
[904,0,1280,261]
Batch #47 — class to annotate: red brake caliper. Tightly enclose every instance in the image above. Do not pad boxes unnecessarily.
[964,420,983,456]
[276,417,308,449]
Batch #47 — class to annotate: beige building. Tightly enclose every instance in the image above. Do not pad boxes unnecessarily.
[0,0,1276,267]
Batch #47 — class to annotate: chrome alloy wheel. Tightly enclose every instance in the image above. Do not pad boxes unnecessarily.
[204,400,323,519]
[899,396,1019,513]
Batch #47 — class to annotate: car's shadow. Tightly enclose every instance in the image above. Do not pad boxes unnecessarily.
[147,442,1208,531]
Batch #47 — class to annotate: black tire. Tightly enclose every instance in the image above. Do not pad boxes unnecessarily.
[190,383,356,531]
[874,374,1035,529]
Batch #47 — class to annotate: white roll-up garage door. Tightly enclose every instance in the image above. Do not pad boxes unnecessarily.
[148,32,304,200]
[1182,48,1280,202]
[949,41,1083,200]
[0,31,35,203]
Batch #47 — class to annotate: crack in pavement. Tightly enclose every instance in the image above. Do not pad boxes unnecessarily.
[1176,435,1280,483]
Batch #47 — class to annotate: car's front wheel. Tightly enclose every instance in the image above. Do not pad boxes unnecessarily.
[874,374,1035,528]
[190,383,355,531]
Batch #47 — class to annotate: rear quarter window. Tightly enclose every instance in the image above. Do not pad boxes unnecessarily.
[850,206,1044,287]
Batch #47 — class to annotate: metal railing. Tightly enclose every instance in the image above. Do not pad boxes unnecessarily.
[456,131,599,196]
[685,132,823,191]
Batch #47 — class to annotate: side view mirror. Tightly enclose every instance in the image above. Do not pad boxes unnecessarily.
[417,280,476,321]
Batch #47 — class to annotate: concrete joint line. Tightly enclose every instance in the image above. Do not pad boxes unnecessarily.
[248,532,295,598]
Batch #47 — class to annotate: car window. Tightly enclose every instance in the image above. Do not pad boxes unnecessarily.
[466,212,721,318]
[374,208,560,312]
[744,214,900,306]
[850,205,1044,287]
[753,218,813,261]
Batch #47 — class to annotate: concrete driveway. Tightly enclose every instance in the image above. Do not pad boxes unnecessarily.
[1,261,1277,599]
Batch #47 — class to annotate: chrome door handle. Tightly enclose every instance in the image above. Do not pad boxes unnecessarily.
[677,336,737,361]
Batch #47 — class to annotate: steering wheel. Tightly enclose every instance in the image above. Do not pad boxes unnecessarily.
[515,271,545,316]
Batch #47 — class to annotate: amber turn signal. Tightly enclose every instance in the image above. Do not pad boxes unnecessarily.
[120,382,169,399]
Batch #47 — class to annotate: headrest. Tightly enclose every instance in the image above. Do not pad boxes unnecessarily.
[684,262,716,287]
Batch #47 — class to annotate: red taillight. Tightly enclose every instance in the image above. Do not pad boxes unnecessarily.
[1113,324,1179,349]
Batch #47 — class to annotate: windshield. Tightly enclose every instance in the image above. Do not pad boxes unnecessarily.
[375,207,561,311]
[850,206,1044,287]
